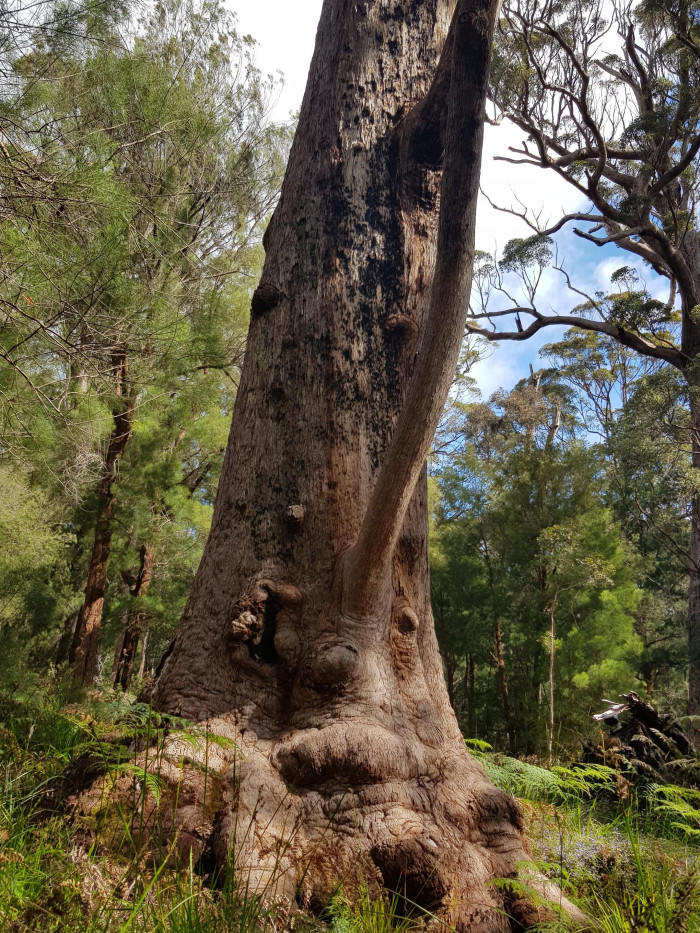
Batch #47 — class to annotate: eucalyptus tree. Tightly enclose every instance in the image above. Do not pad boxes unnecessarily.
[88,0,589,926]
[542,331,690,706]
[433,376,642,756]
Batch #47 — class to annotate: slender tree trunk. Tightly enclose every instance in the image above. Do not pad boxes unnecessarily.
[111,624,126,680]
[137,625,149,681]
[71,351,133,686]
[78,2,581,927]
[547,595,558,766]
[688,389,700,746]
[479,527,516,752]
[493,617,516,755]
[55,610,78,666]
[113,543,154,692]
[464,651,476,737]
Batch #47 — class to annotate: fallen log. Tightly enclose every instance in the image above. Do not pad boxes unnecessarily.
[584,692,699,787]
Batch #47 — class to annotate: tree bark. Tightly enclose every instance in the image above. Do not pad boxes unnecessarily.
[113,543,154,692]
[83,1,581,926]
[71,350,133,686]
[137,625,149,681]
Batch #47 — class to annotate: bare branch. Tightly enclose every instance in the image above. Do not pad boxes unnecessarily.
[466,312,685,368]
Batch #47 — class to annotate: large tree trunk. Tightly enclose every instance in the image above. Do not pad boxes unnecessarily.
[82,1,580,927]
[71,350,133,686]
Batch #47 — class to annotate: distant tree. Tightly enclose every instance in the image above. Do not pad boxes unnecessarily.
[543,331,690,708]
[433,376,642,756]
[0,0,287,685]
[469,0,700,737]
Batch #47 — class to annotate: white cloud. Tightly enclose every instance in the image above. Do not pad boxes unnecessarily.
[469,350,521,399]
[594,255,672,303]
[477,121,585,257]
[233,0,323,121]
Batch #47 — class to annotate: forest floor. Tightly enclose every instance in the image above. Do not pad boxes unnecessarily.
[1,683,699,932]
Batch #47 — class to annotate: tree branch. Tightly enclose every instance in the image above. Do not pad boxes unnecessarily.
[342,0,500,618]
[466,313,685,368]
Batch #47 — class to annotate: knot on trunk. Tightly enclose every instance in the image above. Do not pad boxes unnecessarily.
[285,504,305,530]
[227,579,302,665]
[395,604,419,635]
[229,610,263,646]
[385,312,418,344]
[251,281,283,318]
[391,600,420,672]
[309,638,360,690]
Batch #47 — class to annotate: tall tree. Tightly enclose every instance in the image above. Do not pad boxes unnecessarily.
[543,331,690,708]
[433,377,642,755]
[468,0,700,738]
[111,0,580,926]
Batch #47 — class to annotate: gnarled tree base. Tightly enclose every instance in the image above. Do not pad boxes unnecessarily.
[71,715,586,931]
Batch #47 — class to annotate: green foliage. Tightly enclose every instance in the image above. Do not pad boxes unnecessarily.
[589,813,700,932]
[470,744,618,805]
[0,0,290,684]
[433,374,643,755]
[476,748,700,931]
[647,784,700,840]
[499,235,553,274]
[0,686,698,932]
[326,888,422,932]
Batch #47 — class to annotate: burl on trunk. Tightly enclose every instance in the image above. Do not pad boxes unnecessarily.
[80,0,582,928]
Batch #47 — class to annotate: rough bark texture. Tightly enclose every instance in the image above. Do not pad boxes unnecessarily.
[82,1,582,927]
[72,352,133,686]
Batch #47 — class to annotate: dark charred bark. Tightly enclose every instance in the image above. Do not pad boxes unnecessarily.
[113,543,154,692]
[71,351,133,686]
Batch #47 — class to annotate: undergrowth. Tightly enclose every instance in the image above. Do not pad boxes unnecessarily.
[466,740,700,931]
[1,684,699,931]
